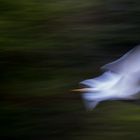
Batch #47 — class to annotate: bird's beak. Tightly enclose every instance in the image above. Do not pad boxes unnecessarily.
[72,88,98,92]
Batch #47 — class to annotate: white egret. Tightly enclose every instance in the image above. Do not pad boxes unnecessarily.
[73,45,140,110]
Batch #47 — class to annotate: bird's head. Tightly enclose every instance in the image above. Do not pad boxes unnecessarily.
[72,71,122,110]
[72,87,101,110]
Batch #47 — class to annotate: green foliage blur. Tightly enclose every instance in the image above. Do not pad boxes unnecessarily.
[1,0,140,139]
[0,0,140,51]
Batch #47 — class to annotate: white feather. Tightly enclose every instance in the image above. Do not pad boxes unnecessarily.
[81,45,140,110]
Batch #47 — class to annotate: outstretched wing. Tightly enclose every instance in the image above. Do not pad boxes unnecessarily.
[101,45,140,74]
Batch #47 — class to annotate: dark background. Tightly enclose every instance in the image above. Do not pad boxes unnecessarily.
[1,0,140,139]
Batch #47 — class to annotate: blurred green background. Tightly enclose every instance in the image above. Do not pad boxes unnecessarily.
[1,0,140,139]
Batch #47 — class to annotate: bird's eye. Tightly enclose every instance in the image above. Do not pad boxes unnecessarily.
[79,82,91,88]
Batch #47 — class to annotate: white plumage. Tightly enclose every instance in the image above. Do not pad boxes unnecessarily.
[79,45,140,110]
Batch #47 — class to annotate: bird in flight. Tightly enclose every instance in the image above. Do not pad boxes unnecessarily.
[73,45,140,110]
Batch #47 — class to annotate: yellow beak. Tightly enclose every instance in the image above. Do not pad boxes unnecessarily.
[72,88,98,92]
